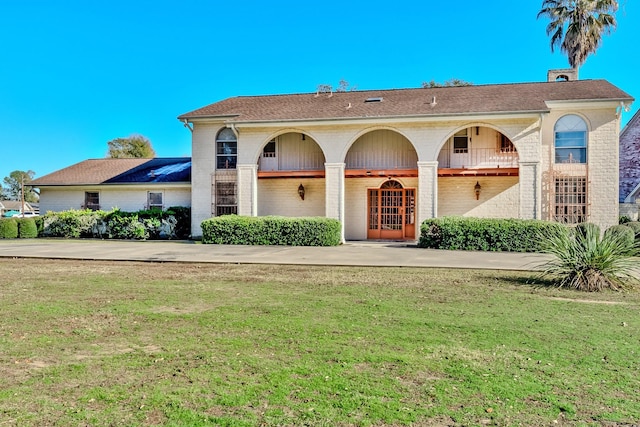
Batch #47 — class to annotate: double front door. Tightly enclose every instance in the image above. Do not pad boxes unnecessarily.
[367,180,415,240]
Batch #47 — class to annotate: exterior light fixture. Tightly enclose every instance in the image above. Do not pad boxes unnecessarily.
[474,181,481,200]
[298,184,305,200]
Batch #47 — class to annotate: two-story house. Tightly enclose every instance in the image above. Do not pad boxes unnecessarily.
[179,71,633,241]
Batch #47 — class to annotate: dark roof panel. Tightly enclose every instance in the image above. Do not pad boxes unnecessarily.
[31,158,191,186]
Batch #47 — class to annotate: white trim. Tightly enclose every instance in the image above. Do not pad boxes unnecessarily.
[186,112,545,128]
[624,181,640,203]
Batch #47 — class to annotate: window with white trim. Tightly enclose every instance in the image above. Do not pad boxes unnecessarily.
[554,115,587,164]
[148,192,163,210]
[263,139,276,158]
[453,129,469,153]
[84,192,100,211]
[216,128,237,169]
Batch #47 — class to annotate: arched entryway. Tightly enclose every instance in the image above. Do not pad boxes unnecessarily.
[367,180,415,240]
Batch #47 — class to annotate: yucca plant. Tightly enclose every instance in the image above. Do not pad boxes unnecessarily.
[537,223,640,292]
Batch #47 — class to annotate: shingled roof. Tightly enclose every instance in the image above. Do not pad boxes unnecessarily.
[31,158,191,186]
[178,80,633,123]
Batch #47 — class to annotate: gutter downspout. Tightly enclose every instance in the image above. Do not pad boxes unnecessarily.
[182,119,193,133]
[229,123,239,139]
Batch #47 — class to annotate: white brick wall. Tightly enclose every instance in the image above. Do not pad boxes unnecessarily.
[258,178,325,217]
[438,177,519,218]
[189,103,622,239]
[39,187,190,214]
[190,122,221,236]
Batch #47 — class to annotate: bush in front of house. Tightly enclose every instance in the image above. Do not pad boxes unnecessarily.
[40,207,191,240]
[201,215,342,246]
[0,218,19,239]
[537,222,639,292]
[42,209,107,238]
[622,221,640,243]
[418,216,566,252]
[16,218,38,238]
[604,224,636,249]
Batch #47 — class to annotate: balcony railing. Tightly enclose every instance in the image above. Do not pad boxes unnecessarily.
[438,148,519,169]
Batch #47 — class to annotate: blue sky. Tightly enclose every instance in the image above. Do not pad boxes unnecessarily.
[1,0,638,185]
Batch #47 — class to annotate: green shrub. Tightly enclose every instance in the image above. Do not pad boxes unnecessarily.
[604,225,636,249]
[40,207,190,240]
[16,218,38,238]
[105,211,148,240]
[166,206,191,239]
[34,216,44,236]
[619,215,632,224]
[418,216,566,252]
[201,215,341,246]
[42,209,106,238]
[537,223,639,291]
[0,218,18,239]
[624,221,640,243]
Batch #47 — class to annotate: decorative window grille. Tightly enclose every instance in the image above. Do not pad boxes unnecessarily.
[553,175,588,224]
[213,169,237,217]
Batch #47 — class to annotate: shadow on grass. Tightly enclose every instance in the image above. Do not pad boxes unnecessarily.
[481,270,559,290]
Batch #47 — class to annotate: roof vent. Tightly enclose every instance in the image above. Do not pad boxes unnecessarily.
[365,97,383,103]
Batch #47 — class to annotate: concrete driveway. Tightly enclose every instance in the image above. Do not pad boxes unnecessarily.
[0,239,551,271]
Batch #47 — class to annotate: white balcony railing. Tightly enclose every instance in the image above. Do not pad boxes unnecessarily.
[438,148,519,169]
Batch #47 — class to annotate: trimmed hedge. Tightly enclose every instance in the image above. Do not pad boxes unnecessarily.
[0,218,18,239]
[418,216,567,252]
[201,215,341,246]
[16,218,38,238]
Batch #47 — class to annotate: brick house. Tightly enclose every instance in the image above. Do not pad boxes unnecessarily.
[179,72,633,241]
[31,158,191,213]
[619,109,640,220]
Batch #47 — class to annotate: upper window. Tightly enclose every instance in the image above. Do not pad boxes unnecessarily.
[499,134,516,153]
[263,139,276,158]
[554,115,587,164]
[453,129,468,153]
[216,128,237,169]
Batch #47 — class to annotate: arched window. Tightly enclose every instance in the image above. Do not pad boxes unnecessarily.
[554,115,587,164]
[216,128,237,169]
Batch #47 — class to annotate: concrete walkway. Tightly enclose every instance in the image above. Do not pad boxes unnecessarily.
[0,239,551,271]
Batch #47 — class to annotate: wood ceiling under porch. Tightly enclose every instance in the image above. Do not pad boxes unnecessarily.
[257,166,519,179]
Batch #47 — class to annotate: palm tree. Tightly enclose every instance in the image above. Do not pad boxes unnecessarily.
[537,0,618,70]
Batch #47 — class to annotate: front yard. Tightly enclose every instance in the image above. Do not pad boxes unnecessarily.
[1,259,638,426]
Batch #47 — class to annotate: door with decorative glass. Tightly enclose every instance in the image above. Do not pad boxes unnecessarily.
[367,180,415,239]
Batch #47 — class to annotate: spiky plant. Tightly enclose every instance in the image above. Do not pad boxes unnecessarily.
[538,223,640,291]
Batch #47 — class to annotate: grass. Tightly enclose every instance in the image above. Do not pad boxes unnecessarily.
[1,258,639,426]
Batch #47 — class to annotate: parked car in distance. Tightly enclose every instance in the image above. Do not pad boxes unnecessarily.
[2,210,20,217]
[11,212,39,218]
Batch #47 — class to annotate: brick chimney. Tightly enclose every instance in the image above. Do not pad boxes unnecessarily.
[547,68,578,82]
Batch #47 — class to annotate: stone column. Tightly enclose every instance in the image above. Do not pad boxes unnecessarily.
[325,162,345,242]
[519,161,541,220]
[417,161,438,227]
[237,164,258,216]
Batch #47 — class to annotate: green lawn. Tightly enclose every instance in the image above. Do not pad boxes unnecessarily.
[1,258,639,426]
